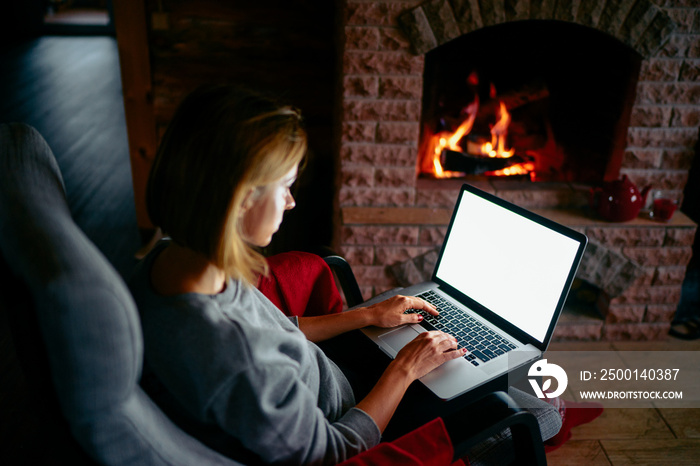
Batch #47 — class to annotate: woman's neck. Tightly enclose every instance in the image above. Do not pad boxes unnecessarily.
[150,241,227,296]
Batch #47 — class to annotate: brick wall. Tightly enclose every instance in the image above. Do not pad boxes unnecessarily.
[558,213,695,340]
[338,0,699,340]
[340,0,427,296]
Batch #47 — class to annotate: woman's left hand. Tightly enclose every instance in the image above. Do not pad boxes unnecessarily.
[362,295,438,328]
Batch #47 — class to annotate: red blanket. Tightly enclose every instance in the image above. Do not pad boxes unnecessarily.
[339,418,465,466]
[257,251,343,318]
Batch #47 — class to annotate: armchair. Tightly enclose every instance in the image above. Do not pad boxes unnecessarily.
[0,122,241,465]
[0,123,546,465]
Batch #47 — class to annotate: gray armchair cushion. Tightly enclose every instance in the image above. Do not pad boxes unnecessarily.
[0,123,240,465]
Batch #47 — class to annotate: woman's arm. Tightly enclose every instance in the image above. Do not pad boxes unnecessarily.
[356,331,466,432]
[297,295,438,342]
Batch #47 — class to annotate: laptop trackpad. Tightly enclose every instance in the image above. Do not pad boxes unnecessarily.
[378,326,422,355]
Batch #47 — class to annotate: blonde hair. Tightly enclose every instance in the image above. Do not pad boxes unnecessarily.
[147,85,307,285]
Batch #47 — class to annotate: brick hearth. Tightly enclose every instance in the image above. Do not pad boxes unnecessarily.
[336,0,700,340]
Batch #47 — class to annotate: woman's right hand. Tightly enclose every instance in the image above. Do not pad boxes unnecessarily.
[392,331,466,381]
[356,330,465,433]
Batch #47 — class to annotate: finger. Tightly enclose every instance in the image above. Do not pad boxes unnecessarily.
[435,330,457,342]
[405,312,424,324]
[420,330,446,339]
[411,297,438,315]
[420,331,457,347]
[436,333,459,351]
[444,347,468,359]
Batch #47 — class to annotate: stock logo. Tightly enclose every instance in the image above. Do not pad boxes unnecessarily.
[528,359,568,399]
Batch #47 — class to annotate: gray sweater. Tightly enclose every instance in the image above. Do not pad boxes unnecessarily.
[129,240,381,465]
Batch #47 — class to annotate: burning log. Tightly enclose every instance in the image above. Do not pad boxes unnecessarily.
[440,149,526,175]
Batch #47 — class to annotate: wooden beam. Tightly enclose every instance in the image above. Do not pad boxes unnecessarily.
[112,0,157,230]
[342,206,697,228]
[342,207,453,225]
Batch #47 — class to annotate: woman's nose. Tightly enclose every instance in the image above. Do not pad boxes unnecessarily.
[286,190,295,210]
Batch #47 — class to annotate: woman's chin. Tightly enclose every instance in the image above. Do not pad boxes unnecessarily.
[244,236,273,248]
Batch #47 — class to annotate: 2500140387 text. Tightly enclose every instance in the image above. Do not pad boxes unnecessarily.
[579,369,679,381]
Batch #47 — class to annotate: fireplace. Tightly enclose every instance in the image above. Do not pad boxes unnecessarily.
[417,19,640,183]
[337,0,698,341]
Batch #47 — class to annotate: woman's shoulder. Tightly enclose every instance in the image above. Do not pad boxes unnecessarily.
[135,277,302,360]
[140,291,310,397]
[136,289,257,375]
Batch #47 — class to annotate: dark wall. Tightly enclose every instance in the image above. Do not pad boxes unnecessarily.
[0,2,44,44]
[144,0,338,255]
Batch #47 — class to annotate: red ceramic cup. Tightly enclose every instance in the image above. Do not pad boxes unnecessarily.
[652,198,678,222]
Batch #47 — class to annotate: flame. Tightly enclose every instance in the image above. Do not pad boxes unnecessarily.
[426,101,478,178]
[421,85,532,178]
[482,101,514,158]
[485,161,535,177]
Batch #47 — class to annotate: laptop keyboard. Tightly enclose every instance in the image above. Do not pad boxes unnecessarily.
[404,291,517,366]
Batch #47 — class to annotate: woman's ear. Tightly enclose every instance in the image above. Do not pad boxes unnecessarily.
[240,187,257,212]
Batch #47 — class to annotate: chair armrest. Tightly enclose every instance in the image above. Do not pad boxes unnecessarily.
[443,391,547,465]
[314,247,365,308]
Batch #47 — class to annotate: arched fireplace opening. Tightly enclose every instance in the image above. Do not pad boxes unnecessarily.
[418,20,642,184]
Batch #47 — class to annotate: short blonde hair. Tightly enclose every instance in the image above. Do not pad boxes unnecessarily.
[147,85,307,284]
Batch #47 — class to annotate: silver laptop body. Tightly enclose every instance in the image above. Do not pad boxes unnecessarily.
[360,183,588,400]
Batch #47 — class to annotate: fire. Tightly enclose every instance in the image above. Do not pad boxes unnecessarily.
[481,101,534,176]
[427,101,478,178]
[485,161,535,177]
[422,91,533,178]
[483,102,514,158]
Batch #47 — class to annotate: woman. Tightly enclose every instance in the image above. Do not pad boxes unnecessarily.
[129,84,474,465]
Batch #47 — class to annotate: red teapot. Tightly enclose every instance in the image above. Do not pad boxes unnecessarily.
[590,175,651,222]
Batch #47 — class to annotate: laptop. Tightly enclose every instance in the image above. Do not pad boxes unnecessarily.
[360,183,587,400]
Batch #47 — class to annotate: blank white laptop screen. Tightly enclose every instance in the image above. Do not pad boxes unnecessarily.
[435,190,581,343]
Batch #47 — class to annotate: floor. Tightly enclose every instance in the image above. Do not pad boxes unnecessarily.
[545,338,700,465]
